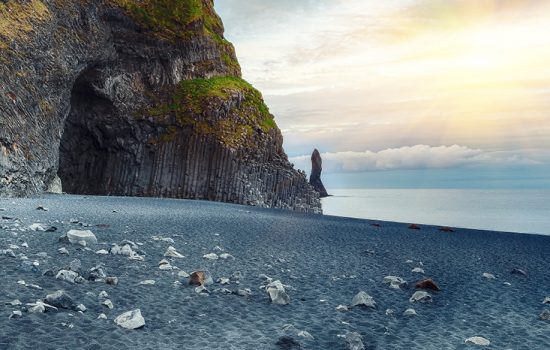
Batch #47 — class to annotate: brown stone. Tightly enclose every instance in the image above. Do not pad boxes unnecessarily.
[189,271,207,286]
[415,278,441,291]
[408,224,421,230]
[439,226,455,232]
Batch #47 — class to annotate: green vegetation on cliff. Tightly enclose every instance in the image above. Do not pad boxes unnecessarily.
[0,0,50,50]
[148,77,277,147]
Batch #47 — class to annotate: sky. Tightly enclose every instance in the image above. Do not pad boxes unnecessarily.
[215,0,550,188]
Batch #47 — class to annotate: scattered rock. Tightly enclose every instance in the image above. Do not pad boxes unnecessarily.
[96,249,109,255]
[36,206,48,211]
[1,249,16,258]
[540,310,550,321]
[178,271,190,278]
[409,291,432,303]
[217,277,230,285]
[98,313,107,320]
[105,276,118,286]
[29,223,56,232]
[56,270,81,284]
[231,271,243,281]
[114,309,145,329]
[87,266,107,282]
[438,226,454,232]
[110,242,144,260]
[102,299,114,309]
[482,273,496,280]
[203,253,219,260]
[510,268,527,276]
[412,267,425,274]
[275,336,301,349]
[164,246,184,259]
[415,278,441,291]
[351,291,376,308]
[9,310,22,319]
[152,236,175,244]
[58,247,69,255]
[65,229,97,247]
[158,259,175,270]
[335,304,349,312]
[76,304,87,312]
[383,276,407,289]
[69,259,81,272]
[266,280,290,305]
[385,309,394,316]
[195,285,209,294]
[236,288,252,297]
[189,271,213,286]
[543,297,550,304]
[345,332,365,350]
[7,300,22,306]
[44,290,76,310]
[465,336,491,346]
[98,291,109,299]
[219,253,234,259]
[139,280,156,286]
[408,224,421,230]
[27,301,57,313]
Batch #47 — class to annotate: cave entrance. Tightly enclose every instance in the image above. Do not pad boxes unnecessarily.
[58,67,115,195]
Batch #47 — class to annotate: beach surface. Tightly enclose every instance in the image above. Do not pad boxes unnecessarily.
[1,194,549,349]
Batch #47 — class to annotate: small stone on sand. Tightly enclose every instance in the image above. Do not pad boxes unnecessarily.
[465,336,491,346]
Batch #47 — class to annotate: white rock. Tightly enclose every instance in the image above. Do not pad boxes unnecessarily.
[335,304,349,312]
[385,309,395,316]
[21,242,28,248]
[540,310,550,320]
[405,259,414,264]
[66,230,97,246]
[351,291,376,308]
[96,249,109,255]
[203,253,219,260]
[482,272,496,280]
[236,288,252,297]
[266,280,290,305]
[8,299,22,306]
[164,246,184,259]
[114,309,145,329]
[102,299,114,309]
[465,336,491,346]
[503,282,512,286]
[217,277,230,285]
[219,253,234,259]
[411,267,425,274]
[29,223,47,232]
[26,301,57,313]
[9,310,23,319]
[403,308,417,316]
[151,236,174,244]
[76,304,87,312]
[543,297,550,304]
[195,285,209,294]
[98,291,109,299]
[409,291,432,303]
[297,331,314,340]
[56,270,79,284]
[383,276,407,289]
[98,313,108,320]
[58,247,69,255]
[158,259,174,270]
[139,280,156,285]
[345,332,365,350]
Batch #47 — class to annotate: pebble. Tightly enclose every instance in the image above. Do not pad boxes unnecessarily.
[409,291,432,303]
[106,276,118,285]
[139,280,156,285]
[114,309,145,329]
[543,297,550,304]
[482,273,496,280]
[102,299,114,309]
[236,288,252,297]
[415,278,441,291]
[56,270,80,284]
[98,313,108,320]
[219,253,234,259]
[412,267,425,274]
[465,336,491,346]
[217,277,230,285]
[96,249,109,255]
[9,310,22,319]
[76,304,87,312]
[403,308,417,316]
[44,290,76,310]
[510,268,527,276]
[540,310,550,321]
[98,291,109,299]
[351,291,376,308]
[178,271,190,278]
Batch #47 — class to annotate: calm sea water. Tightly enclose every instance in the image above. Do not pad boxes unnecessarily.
[321,189,550,235]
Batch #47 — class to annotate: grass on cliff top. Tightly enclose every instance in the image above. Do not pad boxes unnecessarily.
[0,0,50,49]
[149,76,277,146]
[112,0,223,42]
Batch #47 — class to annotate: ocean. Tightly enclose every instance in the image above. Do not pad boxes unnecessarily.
[321,189,550,235]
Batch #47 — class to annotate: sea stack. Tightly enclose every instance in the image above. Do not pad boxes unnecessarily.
[309,149,329,198]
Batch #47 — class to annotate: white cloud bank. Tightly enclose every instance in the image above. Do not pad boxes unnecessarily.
[289,145,542,173]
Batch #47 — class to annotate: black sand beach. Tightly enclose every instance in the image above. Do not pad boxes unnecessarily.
[1,194,549,349]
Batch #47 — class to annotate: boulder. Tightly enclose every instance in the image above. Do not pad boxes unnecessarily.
[114,309,145,329]
[55,270,80,284]
[164,246,184,259]
[189,271,213,286]
[309,149,329,198]
[351,291,376,308]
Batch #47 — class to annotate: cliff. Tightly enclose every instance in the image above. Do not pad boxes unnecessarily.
[0,0,321,213]
[309,149,328,198]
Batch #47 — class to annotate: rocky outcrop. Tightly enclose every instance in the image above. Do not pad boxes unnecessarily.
[0,0,321,213]
[309,149,328,198]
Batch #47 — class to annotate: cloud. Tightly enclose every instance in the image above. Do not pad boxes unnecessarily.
[289,145,541,173]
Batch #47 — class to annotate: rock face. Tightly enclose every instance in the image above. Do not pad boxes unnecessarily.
[0,0,321,214]
[309,149,328,198]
